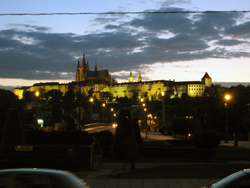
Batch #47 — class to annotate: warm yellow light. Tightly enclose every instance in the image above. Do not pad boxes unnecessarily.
[142,103,146,107]
[111,108,114,112]
[225,94,230,100]
[102,103,106,107]
[89,98,94,102]
[162,91,165,96]
[140,98,144,102]
[35,91,39,97]
[144,108,147,112]
[113,113,116,117]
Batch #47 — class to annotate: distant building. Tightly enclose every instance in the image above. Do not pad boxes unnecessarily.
[75,53,112,84]
[201,72,212,87]
[13,52,212,101]
[102,73,209,101]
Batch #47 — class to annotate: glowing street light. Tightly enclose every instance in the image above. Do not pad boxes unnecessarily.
[143,108,147,138]
[102,103,106,123]
[89,97,94,124]
[35,91,40,127]
[111,108,114,125]
[162,91,166,128]
[225,94,230,143]
[89,97,94,103]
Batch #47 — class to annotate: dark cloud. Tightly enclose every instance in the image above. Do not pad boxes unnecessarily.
[215,39,244,46]
[0,6,250,82]
[149,34,209,52]
[7,24,52,32]
[225,21,250,38]
[161,0,191,7]
[105,24,123,30]
[130,7,193,33]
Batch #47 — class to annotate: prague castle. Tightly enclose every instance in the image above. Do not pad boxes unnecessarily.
[13,53,212,101]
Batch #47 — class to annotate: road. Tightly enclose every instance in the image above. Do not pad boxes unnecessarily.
[84,124,176,140]
[83,123,115,133]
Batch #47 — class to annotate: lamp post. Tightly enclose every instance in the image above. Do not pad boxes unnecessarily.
[225,94,230,143]
[161,91,166,128]
[144,107,147,138]
[102,103,106,123]
[90,97,94,124]
[113,113,117,125]
[35,91,39,127]
[111,108,114,125]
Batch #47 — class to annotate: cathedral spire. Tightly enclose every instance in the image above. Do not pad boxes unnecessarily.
[138,71,142,82]
[77,59,80,67]
[128,71,134,83]
[82,52,86,67]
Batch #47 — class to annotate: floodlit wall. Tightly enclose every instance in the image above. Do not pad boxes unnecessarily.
[187,84,205,97]
[102,81,165,101]
[13,84,68,99]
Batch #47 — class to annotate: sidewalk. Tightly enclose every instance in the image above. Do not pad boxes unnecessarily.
[80,163,218,188]
[76,132,250,188]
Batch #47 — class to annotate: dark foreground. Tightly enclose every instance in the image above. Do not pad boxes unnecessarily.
[91,145,250,179]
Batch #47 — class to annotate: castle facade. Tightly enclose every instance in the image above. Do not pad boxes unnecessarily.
[13,53,212,101]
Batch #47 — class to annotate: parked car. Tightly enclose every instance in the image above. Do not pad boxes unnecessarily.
[202,169,250,188]
[0,168,90,188]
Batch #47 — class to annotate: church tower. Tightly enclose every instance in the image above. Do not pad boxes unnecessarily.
[202,72,212,87]
[75,59,80,82]
[128,71,134,82]
[75,52,112,84]
[138,71,142,82]
[79,53,86,81]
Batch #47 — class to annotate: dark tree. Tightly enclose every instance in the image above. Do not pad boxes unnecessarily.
[0,89,20,128]
[99,92,112,102]
[66,117,76,131]
[132,118,142,144]
[1,108,26,152]
[112,109,137,169]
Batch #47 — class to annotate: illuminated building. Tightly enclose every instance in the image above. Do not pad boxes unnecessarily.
[13,52,212,101]
[101,72,211,100]
[75,53,112,83]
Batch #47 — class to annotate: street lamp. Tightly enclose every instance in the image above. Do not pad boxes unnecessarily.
[161,91,166,128]
[225,94,230,143]
[89,97,94,124]
[35,91,39,127]
[102,103,106,123]
[144,108,148,138]
[111,108,114,125]
[113,113,117,124]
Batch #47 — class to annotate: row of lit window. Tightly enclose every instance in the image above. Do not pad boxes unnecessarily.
[190,93,202,95]
[189,85,203,87]
[189,88,204,90]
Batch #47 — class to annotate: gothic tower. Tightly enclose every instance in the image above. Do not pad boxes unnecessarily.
[128,71,134,82]
[75,52,112,84]
[138,71,142,82]
[75,60,80,82]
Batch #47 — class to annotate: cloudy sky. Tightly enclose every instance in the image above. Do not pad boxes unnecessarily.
[1,0,250,91]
